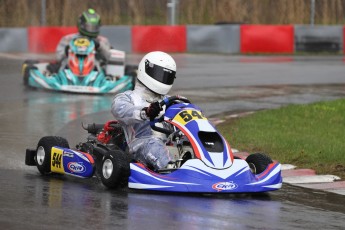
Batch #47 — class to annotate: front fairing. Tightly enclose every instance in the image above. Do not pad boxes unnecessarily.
[68,53,95,76]
[27,68,133,94]
[165,103,234,169]
[129,159,282,193]
[68,37,96,76]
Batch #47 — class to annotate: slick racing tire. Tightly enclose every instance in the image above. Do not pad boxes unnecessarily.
[36,136,70,175]
[246,153,273,174]
[22,60,38,86]
[100,150,130,189]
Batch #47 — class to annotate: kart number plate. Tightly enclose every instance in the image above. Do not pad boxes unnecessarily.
[51,147,64,174]
[174,109,206,125]
[74,38,90,47]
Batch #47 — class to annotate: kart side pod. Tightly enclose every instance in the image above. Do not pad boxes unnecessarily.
[26,146,95,178]
[50,147,95,177]
[106,49,125,77]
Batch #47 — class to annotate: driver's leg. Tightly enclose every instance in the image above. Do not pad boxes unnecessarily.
[134,137,172,170]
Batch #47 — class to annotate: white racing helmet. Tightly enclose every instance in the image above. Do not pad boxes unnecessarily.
[137,51,177,95]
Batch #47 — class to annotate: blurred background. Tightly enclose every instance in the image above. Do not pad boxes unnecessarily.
[1,0,345,27]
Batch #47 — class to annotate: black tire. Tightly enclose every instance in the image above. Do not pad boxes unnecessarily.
[100,150,130,189]
[35,136,69,175]
[23,64,38,86]
[246,153,273,174]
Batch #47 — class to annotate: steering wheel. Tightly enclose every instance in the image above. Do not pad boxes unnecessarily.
[159,95,191,108]
[150,95,191,135]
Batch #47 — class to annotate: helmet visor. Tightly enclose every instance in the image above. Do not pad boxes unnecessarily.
[145,60,176,85]
[83,23,100,33]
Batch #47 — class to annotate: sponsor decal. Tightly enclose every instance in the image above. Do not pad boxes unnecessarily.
[61,85,98,92]
[63,152,74,158]
[67,162,86,173]
[212,181,238,192]
[110,50,125,58]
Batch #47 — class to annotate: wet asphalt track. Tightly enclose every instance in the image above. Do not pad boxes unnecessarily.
[1,54,345,229]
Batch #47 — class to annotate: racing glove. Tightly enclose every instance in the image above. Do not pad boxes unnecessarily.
[142,101,162,120]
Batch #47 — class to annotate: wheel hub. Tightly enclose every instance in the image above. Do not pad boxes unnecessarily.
[36,146,45,166]
[102,159,113,179]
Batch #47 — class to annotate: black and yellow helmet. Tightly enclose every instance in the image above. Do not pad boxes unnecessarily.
[77,9,101,38]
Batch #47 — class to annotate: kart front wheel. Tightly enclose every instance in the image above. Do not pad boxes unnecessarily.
[246,153,273,174]
[35,136,70,175]
[22,60,38,86]
[100,150,130,189]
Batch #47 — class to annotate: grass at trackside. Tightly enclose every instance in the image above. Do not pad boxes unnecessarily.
[217,98,345,179]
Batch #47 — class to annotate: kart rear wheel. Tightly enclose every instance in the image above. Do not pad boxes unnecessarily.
[246,153,273,174]
[100,150,130,189]
[36,136,70,175]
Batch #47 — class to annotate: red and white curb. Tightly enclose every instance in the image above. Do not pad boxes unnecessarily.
[282,167,344,195]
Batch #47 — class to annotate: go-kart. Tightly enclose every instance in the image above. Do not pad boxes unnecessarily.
[22,36,136,94]
[25,96,282,193]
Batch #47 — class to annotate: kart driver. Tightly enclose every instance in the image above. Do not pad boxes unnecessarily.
[110,51,177,170]
[49,9,111,73]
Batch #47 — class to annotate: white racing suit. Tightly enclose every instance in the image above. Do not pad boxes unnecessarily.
[111,81,172,170]
[56,33,111,63]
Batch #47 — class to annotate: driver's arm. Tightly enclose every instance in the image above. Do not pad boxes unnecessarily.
[96,36,112,62]
[56,35,72,62]
[111,92,146,125]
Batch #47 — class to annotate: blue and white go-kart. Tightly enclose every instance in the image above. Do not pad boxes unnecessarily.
[25,96,282,193]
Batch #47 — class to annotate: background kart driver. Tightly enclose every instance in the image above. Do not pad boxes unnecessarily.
[48,8,111,73]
